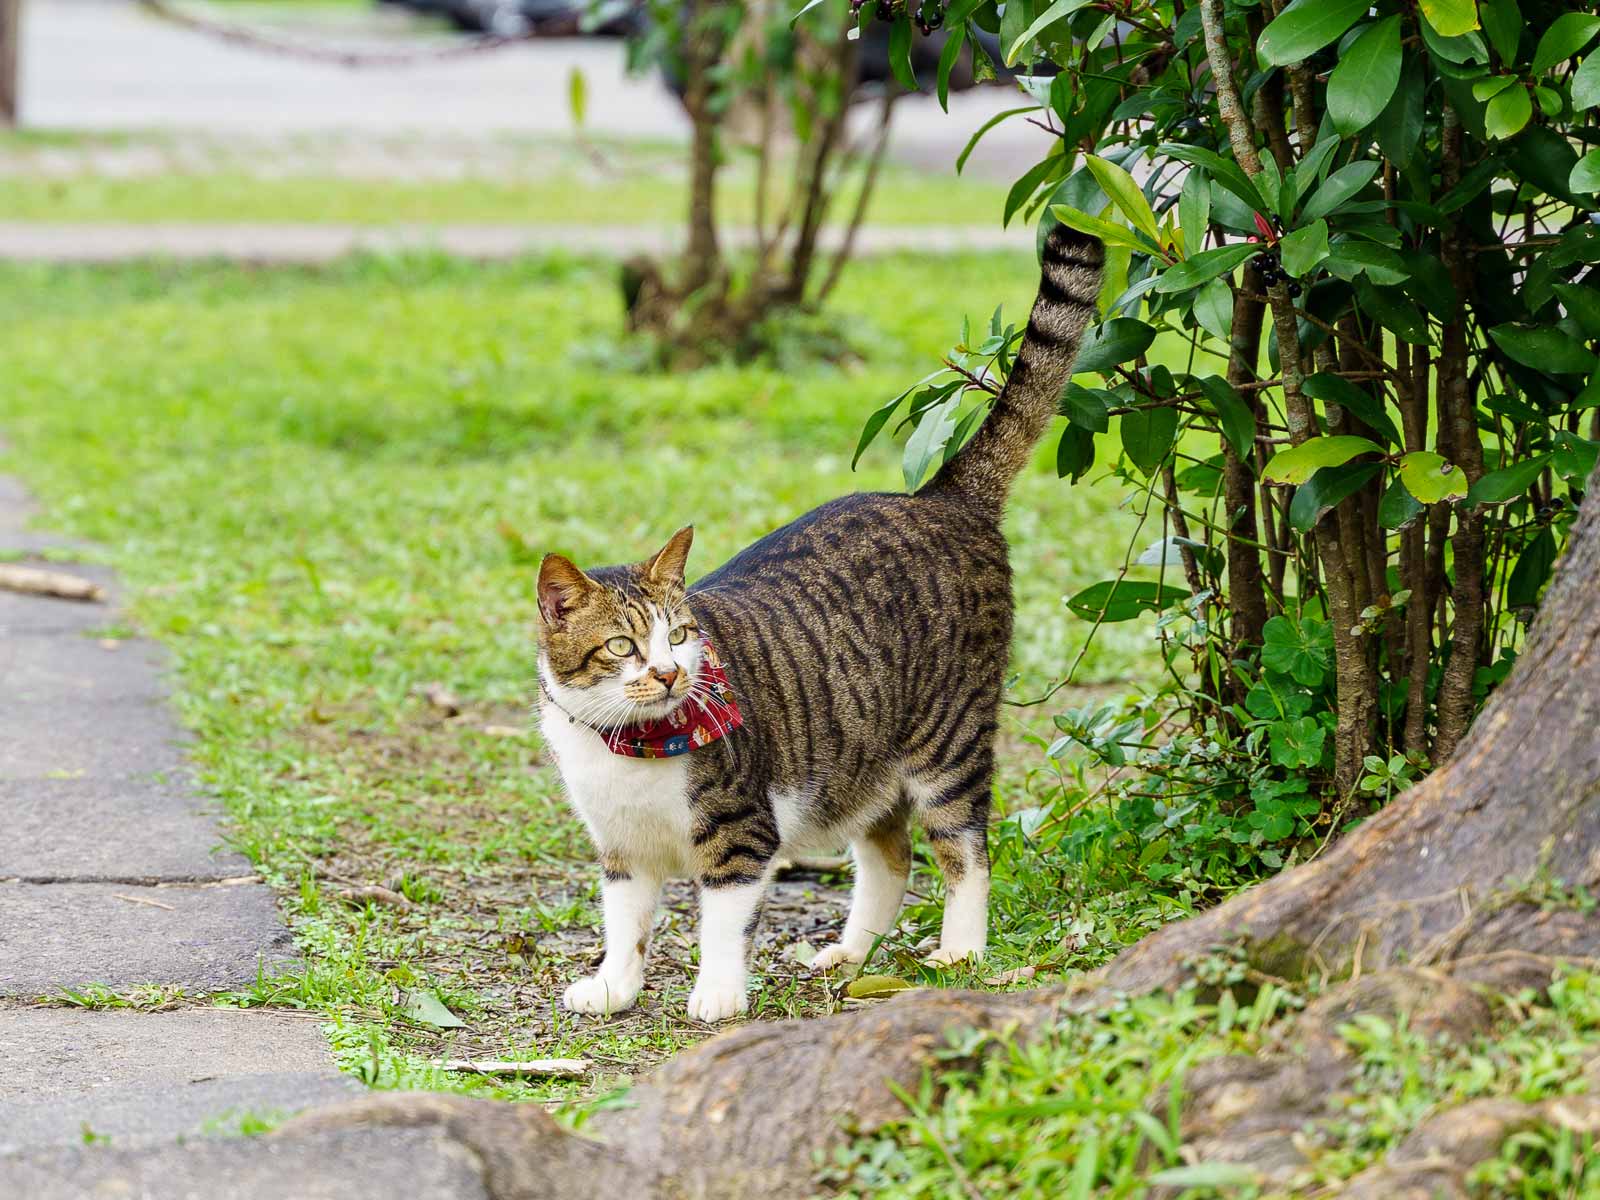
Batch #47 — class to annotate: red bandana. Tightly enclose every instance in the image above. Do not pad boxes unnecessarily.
[600,639,744,759]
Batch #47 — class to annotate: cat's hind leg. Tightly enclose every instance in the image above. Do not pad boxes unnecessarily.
[908,736,994,966]
[811,805,911,972]
[563,852,660,1015]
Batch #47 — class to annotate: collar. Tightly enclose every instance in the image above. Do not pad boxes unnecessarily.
[540,637,744,759]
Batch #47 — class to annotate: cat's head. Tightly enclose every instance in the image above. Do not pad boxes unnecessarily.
[536,526,702,728]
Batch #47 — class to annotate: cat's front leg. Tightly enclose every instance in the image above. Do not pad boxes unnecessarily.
[686,785,779,1022]
[563,853,660,1016]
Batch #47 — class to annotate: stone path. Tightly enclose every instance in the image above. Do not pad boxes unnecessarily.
[0,453,361,1171]
[0,221,1033,265]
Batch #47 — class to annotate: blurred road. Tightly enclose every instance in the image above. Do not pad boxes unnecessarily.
[17,0,1051,178]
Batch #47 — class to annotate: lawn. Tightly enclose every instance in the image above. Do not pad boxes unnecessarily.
[0,132,1012,228]
[0,250,1172,1107]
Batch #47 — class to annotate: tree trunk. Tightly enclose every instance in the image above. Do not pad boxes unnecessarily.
[276,479,1600,1197]
[0,0,20,128]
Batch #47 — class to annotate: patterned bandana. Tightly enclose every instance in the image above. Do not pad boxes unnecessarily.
[545,639,744,759]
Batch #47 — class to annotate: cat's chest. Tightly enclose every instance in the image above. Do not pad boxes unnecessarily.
[539,700,695,876]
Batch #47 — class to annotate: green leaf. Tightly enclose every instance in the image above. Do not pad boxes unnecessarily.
[1300,161,1381,223]
[1479,0,1521,62]
[1490,324,1599,375]
[1270,715,1328,768]
[1257,0,1368,67]
[956,107,1034,175]
[1262,436,1384,484]
[1067,580,1191,623]
[1074,318,1157,374]
[1420,0,1482,38]
[1147,1164,1260,1189]
[1328,18,1404,135]
[1178,168,1211,258]
[1263,615,1334,687]
[1194,278,1233,342]
[847,974,916,999]
[1290,462,1383,531]
[1325,239,1411,285]
[1060,383,1111,432]
[1049,204,1150,253]
[1377,58,1427,168]
[902,394,962,490]
[1084,154,1160,244]
[1155,243,1259,293]
[854,369,945,469]
[888,15,918,92]
[1379,474,1426,528]
[1555,282,1600,340]
[1508,526,1557,607]
[1398,451,1469,503]
[1005,0,1095,66]
[400,990,466,1029]
[1465,453,1553,504]
[1575,52,1600,109]
[1121,406,1180,475]
[1302,373,1402,446]
[935,19,967,111]
[567,66,587,128]
[1554,430,1600,480]
[1056,424,1096,482]
[1196,375,1256,459]
[1278,219,1330,278]
[1485,84,1532,139]
[1005,157,1062,228]
[1355,278,1431,344]
[1532,13,1600,74]
[1159,144,1267,215]
[1572,148,1600,194]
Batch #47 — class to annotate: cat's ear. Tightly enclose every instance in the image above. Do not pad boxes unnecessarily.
[645,525,694,585]
[537,554,598,626]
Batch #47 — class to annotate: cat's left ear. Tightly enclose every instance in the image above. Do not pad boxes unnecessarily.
[645,525,694,585]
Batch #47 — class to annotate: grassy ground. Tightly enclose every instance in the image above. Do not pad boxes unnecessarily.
[0,132,1010,227]
[0,251,1169,1109]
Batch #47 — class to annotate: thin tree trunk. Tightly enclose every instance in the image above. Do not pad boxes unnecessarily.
[0,0,20,128]
[679,0,723,295]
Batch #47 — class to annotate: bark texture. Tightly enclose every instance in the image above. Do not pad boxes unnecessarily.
[0,0,19,127]
[275,473,1600,1196]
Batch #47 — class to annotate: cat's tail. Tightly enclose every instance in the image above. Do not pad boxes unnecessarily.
[929,225,1104,511]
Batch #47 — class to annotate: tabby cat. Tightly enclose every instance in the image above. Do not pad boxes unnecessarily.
[536,226,1103,1021]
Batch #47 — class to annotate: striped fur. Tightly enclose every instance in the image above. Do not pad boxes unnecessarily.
[538,228,1102,1021]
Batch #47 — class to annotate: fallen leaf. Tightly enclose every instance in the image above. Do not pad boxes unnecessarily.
[983,966,1037,986]
[847,975,915,1000]
[482,725,525,738]
[400,989,466,1028]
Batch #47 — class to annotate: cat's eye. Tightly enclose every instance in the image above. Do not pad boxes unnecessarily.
[605,636,638,658]
[669,625,691,646]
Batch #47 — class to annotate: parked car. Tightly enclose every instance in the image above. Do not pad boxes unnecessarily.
[377,0,639,38]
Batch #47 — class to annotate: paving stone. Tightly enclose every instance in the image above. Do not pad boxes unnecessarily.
[0,530,97,557]
[0,636,189,780]
[0,776,249,882]
[0,1126,491,1200]
[0,882,297,996]
[0,474,37,528]
[0,1007,357,1152]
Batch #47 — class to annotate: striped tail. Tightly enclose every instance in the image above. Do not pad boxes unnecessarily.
[929,225,1104,511]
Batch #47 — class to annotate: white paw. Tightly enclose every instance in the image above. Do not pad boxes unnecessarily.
[562,973,640,1016]
[810,943,867,972]
[924,946,984,968]
[686,976,748,1022]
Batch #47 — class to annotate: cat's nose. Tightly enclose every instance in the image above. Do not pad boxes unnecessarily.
[652,667,679,691]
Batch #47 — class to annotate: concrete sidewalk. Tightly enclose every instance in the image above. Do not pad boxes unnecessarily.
[0,221,1034,264]
[0,450,359,1164]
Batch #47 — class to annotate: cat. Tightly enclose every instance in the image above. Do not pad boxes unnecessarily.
[536,225,1103,1022]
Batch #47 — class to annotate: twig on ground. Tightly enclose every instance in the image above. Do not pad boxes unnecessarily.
[438,1058,590,1079]
[0,563,105,602]
[336,885,415,911]
[111,893,176,911]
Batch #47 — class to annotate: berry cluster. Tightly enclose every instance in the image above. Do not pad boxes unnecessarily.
[848,0,945,33]
[1253,247,1303,299]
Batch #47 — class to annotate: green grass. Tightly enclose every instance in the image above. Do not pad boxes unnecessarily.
[0,138,1010,227]
[824,970,1600,1198]
[0,250,1163,1103]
